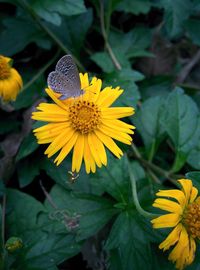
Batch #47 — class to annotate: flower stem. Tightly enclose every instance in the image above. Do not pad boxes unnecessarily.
[127,159,157,219]
[99,0,122,71]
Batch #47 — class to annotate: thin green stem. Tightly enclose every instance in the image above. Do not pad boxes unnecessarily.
[18,0,85,71]
[1,195,6,249]
[131,144,169,177]
[22,50,60,91]
[99,0,122,71]
[1,194,6,267]
[127,160,157,218]
[131,144,181,186]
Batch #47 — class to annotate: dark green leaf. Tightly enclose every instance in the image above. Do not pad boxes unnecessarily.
[6,189,81,269]
[44,185,116,241]
[161,88,199,172]
[17,158,40,187]
[16,133,39,161]
[116,0,152,15]
[30,0,86,26]
[0,17,45,55]
[185,172,200,192]
[134,96,165,159]
[105,211,152,270]
[160,0,192,38]
[104,68,142,107]
[185,19,200,46]
[47,9,93,57]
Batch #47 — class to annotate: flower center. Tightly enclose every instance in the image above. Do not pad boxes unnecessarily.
[0,56,11,80]
[68,100,101,134]
[184,198,200,239]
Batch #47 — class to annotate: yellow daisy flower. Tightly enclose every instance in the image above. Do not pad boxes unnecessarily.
[151,179,200,270]
[32,73,135,173]
[0,55,23,102]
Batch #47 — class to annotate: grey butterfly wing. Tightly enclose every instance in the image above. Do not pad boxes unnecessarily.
[47,71,79,99]
[55,55,81,91]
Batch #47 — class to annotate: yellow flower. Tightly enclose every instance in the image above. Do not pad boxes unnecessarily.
[32,73,135,173]
[151,179,200,270]
[0,55,23,102]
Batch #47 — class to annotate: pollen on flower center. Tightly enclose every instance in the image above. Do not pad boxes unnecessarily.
[68,100,101,134]
[0,56,11,80]
[184,198,200,239]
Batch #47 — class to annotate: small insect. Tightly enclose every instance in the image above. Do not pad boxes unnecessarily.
[47,55,84,100]
[68,171,79,183]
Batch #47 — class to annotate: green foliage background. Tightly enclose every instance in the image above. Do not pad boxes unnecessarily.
[1,0,200,269]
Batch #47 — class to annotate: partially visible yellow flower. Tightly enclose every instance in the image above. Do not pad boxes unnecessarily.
[151,179,200,270]
[0,55,23,102]
[32,73,135,174]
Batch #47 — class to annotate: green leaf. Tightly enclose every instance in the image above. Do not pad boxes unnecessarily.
[0,17,45,55]
[14,75,46,110]
[94,155,131,203]
[17,158,40,187]
[6,189,81,269]
[116,0,152,15]
[45,185,116,241]
[104,68,142,107]
[91,27,152,73]
[161,88,199,172]
[105,211,152,270]
[110,27,152,55]
[160,0,193,38]
[91,49,131,73]
[187,142,200,170]
[30,0,86,26]
[41,158,104,195]
[48,9,93,57]
[185,172,200,192]
[139,76,173,100]
[16,133,39,161]
[185,19,200,46]
[134,96,165,159]
[7,189,45,236]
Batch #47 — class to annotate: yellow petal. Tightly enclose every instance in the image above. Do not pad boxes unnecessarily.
[94,130,123,158]
[101,107,134,119]
[80,73,89,89]
[102,119,135,134]
[84,135,96,173]
[72,134,84,173]
[159,223,183,251]
[151,213,180,228]
[45,127,75,158]
[156,190,186,208]
[153,198,183,214]
[54,132,78,165]
[168,226,189,270]
[99,125,132,145]
[45,88,68,110]
[90,132,107,166]
[97,86,123,107]
[178,179,193,205]
[187,237,196,265]
[32,112,68,122]
[190,187,198,203]
[87,133,102,168]
[33,122,69,136]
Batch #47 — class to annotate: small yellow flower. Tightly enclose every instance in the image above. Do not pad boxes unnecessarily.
[0,55,23,102]
[32,73,135,173]
[151,179,200,270]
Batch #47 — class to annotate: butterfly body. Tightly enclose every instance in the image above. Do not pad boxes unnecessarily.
[47,55,84,100]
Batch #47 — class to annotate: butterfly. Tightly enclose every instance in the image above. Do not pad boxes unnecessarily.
[47,55,84,100]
